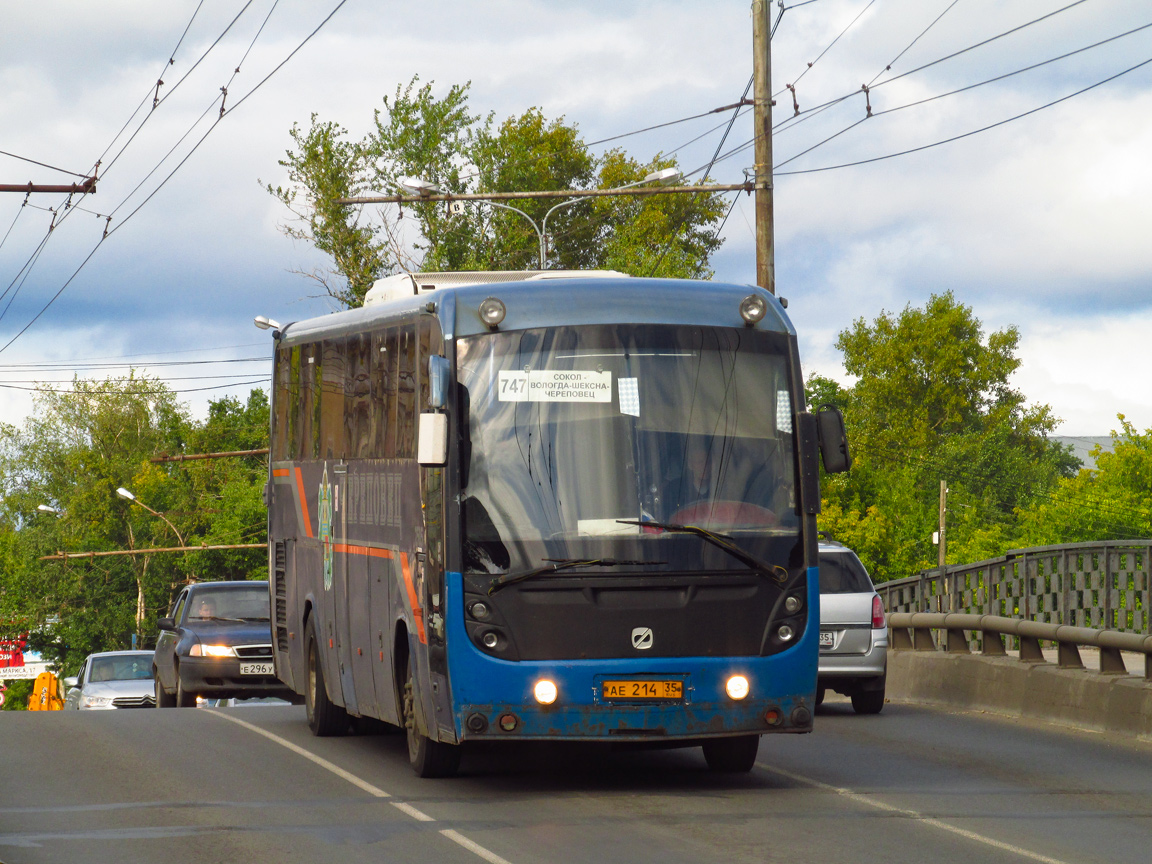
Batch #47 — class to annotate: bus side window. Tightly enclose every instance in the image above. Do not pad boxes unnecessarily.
[319,338,347,459]
[346,333,373,458]
[295,344,317,461]
[376,329,399,458]
[397,326,417,458]
[273,346,293,462]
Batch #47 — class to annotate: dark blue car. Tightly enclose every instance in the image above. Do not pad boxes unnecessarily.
[153,581,293,707]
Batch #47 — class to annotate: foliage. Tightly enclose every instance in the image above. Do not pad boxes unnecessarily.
[0,378,269,676]
[810,292,1079,581]
[1016,418,1152,545]
[267,76,727,307]
[0,679,33,711]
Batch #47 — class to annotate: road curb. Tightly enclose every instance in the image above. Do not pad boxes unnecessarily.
[886,650,1152,740]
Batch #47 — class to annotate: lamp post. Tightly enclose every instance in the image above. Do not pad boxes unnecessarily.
[400,168,682,269]
[116,488,186,548]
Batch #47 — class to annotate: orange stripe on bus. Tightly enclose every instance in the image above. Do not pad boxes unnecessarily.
[294,467,313,538]
[400,552,427,645]
[332,544,394,559]
[272,468,290,477]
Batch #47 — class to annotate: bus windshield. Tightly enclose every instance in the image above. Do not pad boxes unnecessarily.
[456,324,799,575]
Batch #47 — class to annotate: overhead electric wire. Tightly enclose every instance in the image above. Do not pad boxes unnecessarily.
[775,55,1152,176]
[0,356,266,370]
[775,0,877,99]
[0,378,269,395]
[0,0,347,357]
[865,0,963,88]
[868,0,1092,92]
[0,150,90,179]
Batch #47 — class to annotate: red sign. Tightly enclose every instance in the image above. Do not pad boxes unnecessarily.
[0,635,27,669]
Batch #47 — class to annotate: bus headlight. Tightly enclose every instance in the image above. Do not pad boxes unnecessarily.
[725,675,750,700]
[533,679,558,705]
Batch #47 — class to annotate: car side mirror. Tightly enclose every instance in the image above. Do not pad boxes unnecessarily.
[157,616,176,631]
[817,405,852,474]
[63,677,79,689]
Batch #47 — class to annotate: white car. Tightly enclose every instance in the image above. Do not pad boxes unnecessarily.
[63,650,157,710]
[817,542,888,714]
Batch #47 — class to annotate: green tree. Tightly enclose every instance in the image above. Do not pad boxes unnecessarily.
[0,379,271,677]
[810,292,1077,580]
[267,76,726,307]
[1017,418,1152,544]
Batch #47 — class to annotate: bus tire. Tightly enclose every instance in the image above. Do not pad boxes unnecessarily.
[155,673,175,708]
[403,654,460,778]
[702,735,760,773]
[306,621,348,736]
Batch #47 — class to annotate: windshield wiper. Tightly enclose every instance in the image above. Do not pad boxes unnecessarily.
[238,616,271,621]
[191,615,246,623]
[488,558,665,595]
[615,520,788,582]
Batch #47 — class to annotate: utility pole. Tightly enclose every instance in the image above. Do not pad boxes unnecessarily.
[752,0,775,295]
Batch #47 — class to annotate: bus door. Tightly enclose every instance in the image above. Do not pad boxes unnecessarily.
[344,468,380,719]
[331,462,360,715]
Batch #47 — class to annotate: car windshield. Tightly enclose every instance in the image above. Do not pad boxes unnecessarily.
[818,552,874,594]
[187,586,270,620]
[457,324,800,575]
[88,655,152,682]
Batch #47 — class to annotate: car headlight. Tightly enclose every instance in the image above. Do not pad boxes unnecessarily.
[81,695,112,708]
[189,644,236,658]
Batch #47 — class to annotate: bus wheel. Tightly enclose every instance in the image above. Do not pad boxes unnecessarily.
[403,655,460,778]
[306,621,348,736]
[702,735,760,773]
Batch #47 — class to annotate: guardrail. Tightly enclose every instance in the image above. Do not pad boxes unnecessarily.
[878,541,1152,632]
[888,611,1152,681]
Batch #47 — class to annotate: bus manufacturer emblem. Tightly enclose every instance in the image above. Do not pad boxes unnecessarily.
[631,627,654,650]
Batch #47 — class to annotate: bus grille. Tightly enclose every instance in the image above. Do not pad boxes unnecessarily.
[273,541,289,652]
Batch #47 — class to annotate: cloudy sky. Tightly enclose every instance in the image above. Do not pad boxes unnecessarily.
[1,0,1149,436]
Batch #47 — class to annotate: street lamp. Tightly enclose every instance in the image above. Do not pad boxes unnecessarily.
[409,168,683,269]
[116,487,186,549]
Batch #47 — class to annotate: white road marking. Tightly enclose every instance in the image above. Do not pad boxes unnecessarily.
[441,829,516,864]
[214,711,391,797]
[392,801,435,821]
[211,710,512,863]
[757,762,1074,864]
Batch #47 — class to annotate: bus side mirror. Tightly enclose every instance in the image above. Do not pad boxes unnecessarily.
[817,406,851,474]
[428,356,449,409]
[418,413,448,465]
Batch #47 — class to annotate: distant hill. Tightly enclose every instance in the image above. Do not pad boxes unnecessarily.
[1052,436,1114,471]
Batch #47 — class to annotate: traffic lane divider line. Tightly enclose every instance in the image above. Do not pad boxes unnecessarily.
[441,829,515,864]
[212,710,390,798]
[210,710,512,863]
[756,761,1072,864]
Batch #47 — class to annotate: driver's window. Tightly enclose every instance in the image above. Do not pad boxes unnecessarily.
[172,592,188,625]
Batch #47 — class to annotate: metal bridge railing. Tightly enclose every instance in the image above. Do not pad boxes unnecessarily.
[888,611,1152,681]
[878,541,1152,632]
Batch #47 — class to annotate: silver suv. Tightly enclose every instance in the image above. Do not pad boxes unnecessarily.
[817,542,887,714]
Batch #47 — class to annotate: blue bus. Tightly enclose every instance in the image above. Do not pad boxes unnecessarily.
[264,271,849,776]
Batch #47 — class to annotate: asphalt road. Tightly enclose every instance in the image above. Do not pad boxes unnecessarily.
[3,696,1151,864]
